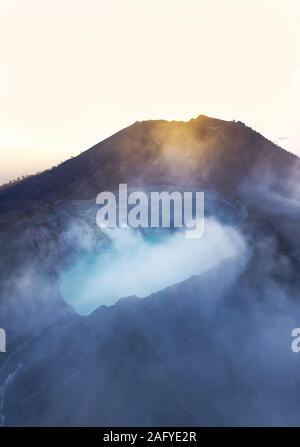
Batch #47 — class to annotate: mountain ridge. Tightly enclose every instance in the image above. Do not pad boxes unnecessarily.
[0,115,297,216]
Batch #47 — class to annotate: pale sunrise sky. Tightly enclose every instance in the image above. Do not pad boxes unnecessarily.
[0,0,300,184]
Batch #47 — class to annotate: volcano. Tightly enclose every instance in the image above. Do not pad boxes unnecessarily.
[0,115,300,427]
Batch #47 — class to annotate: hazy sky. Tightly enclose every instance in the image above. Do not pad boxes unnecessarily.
[0,0,300,184]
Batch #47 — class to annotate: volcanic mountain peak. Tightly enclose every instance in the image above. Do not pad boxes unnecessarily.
[0,115,297,217]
